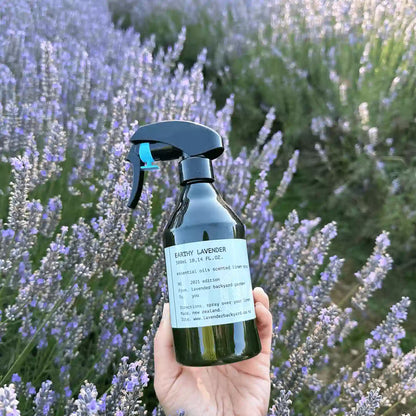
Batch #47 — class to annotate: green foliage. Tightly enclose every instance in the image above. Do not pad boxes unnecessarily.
[112,4,416,276]
[109,2,416,359]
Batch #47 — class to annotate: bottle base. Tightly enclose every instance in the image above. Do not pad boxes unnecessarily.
[172,319,262,367]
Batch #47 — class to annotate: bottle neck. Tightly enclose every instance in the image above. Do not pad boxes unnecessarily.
[179,156,214,185]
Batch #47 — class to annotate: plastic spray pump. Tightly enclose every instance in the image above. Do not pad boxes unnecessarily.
[126,120,261,366]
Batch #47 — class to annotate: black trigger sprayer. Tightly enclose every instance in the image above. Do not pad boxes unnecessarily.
[126,120,261,366]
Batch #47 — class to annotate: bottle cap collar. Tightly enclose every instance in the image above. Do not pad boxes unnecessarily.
[179,157,214,185]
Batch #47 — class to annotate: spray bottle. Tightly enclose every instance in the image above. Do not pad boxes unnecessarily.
[126,120,261,366]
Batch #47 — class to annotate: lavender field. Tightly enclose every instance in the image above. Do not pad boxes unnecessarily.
[0,0,415,415]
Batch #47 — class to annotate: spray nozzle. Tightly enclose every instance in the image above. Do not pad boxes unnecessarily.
[125,120,224,209]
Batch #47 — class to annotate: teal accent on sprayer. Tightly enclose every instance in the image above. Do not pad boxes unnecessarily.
[139,142,159,170]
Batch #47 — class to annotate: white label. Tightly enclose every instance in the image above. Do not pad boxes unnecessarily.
[164,238,256,328]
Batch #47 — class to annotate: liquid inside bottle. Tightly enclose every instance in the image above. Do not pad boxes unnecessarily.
[163,181,261,366]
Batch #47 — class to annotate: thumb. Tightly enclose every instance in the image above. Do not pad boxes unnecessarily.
[154,303,182,389]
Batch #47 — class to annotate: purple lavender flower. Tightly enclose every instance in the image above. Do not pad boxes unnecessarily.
[0,384,20,416]
[346,389,382,416]
[352,232,393,310]
[34,380,55,416]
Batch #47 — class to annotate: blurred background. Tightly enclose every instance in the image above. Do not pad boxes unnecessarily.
[1,0,416,414]
[109,0,416,345]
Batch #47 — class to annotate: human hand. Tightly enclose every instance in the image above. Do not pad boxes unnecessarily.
[154,287,272,416]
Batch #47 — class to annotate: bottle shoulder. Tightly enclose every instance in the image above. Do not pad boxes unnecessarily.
[167,193,242,228]
[163,184,245,246]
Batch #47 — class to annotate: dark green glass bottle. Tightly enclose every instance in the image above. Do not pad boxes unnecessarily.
[163,181,261,366]
[125,119,261,366]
